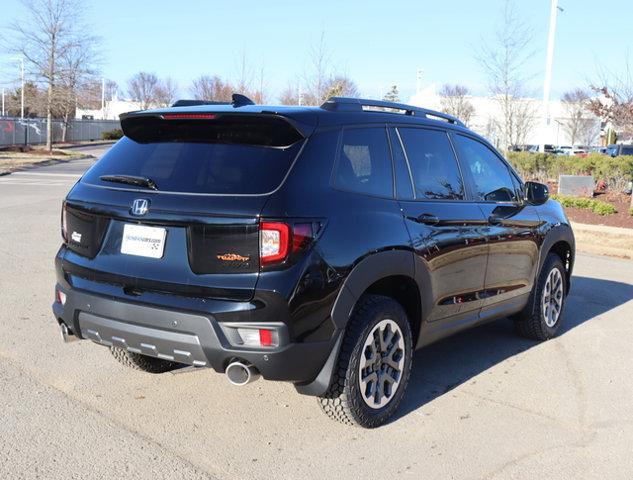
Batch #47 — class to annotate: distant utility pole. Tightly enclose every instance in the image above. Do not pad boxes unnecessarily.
[12,56,25,119]
[416,69,424,94]
[540,0,560,152]
[1,88,5,117]
[101,77,105,119]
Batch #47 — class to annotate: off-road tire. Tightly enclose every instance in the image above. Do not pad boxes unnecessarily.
[317,294,413,428]
[513,253,567,341]
[110,347,180,373]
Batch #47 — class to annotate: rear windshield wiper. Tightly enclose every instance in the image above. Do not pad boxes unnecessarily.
[99,174,158,190]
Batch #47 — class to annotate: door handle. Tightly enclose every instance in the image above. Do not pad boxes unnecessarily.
[413,213,440,225]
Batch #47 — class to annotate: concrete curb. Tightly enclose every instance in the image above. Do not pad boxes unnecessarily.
[57,141,116,149]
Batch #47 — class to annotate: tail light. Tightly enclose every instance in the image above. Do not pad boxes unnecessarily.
[259,221,315,267]
[55,287,67,305]
[260,222,290,265]
[61,202,67,242]
[236,327,278,347]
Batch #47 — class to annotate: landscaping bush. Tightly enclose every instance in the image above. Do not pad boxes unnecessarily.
[551,194,617,215]
[506,152,633,191]
[101,129,123,140]
[629,207,633,217]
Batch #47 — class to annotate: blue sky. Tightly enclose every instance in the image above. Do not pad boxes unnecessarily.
[1,0,631,102]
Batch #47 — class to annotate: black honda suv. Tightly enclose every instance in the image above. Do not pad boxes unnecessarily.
[53,95,574,428]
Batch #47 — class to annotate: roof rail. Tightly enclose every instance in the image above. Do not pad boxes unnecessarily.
[320,97,465,126]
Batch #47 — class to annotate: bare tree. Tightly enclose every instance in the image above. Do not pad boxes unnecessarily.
[2,0,100,149]
[189,75,233,102]
[279,83,301,105]
[155,77,178,107]
[56,39,100,140]
[588,58,633,141]
[383,85,400,103]
[251,61,268,104]
[300,33,359,105]
[439,84,475,125]
[560,89,600,146]
[235,51,253,95]
[478,0,536,149]
[302,32,332,104]
[322,75,359,99]
[127,72,161,110]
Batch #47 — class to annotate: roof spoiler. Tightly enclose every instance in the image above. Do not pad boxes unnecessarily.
[320,97,465,126]
[171,94,255,108]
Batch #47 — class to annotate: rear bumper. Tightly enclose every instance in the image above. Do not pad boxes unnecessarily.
[52,284,337,384]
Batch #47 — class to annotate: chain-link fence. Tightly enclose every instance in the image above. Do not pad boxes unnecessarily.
[0,117,120,146]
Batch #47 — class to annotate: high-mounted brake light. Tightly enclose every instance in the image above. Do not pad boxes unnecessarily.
[161,113,217,120]
[260,222,290,265]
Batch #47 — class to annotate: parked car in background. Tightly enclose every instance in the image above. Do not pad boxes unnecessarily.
[590,146,607,155]
[554,146,573,155]
[606,144,633,157]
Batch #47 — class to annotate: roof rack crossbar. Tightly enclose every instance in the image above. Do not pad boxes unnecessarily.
[320,97,465,126]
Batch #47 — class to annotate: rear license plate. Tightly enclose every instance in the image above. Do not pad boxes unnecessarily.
[121,224,166,259]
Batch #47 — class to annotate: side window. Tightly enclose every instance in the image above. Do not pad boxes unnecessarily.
[398,128,464,200]
[452,135,518,202]
[334,127,393,197]
[389,128,414,200]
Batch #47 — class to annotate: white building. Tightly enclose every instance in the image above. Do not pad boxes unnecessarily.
[75,98,142,121]
[408,83,602,149]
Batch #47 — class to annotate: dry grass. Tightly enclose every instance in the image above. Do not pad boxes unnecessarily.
[572,222,633,259]
[0,150,86,173]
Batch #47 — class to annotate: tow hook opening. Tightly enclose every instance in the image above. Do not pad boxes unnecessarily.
[225,361,260,386]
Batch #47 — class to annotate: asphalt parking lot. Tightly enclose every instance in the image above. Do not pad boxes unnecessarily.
[1,145,632,479]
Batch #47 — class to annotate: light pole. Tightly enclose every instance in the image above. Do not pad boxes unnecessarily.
[11,56,25,119]
[540,0,561,152]
[1,88,5,117]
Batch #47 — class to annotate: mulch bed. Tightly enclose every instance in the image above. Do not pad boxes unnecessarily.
[565,192,633,228]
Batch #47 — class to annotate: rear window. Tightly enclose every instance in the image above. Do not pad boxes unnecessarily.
[82,115,303,195]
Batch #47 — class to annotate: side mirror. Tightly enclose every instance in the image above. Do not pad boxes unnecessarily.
[525,181,549,205]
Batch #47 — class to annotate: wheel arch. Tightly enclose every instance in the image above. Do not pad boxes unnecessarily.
[330,249,418,331]
[539,225,575,294]
[295,249,422,396]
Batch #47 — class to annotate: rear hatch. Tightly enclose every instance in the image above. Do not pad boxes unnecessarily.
[62,110,311,301]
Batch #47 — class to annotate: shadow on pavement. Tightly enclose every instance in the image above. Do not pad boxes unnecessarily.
[394,275,633,421]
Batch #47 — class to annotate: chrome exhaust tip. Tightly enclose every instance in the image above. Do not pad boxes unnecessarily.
[225,361,260,386]
[60,323,78,343]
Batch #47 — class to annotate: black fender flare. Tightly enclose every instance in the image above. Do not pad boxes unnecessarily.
[295,249,416,396]
[538,223,575,291]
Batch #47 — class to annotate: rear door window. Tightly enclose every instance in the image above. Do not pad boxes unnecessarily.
[334,127,393,197]
[397,128,464,200]
[82,115,303,195]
